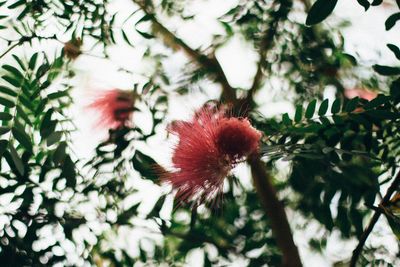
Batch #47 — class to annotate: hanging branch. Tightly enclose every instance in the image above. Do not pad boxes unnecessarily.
[350,170,400,266]
[132,0,236,104]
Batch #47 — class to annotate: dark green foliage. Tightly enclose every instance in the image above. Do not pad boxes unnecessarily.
[306,0,338,25]
[387,44,400,60]
[373,65,400,76]
[132,150,159,182]
[386,13,400,31]
[253,93,400,238]
[357,0,370,11]
[0,52,80,265]
[152,184,282,266]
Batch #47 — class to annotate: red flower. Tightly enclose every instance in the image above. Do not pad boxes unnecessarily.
[87,89,135,130]
[165,106,261,205]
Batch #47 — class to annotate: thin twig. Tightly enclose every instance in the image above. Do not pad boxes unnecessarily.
[350,170,400,266]
[0,42,22,59]
[131,0,236,104]
[0,34,59,60]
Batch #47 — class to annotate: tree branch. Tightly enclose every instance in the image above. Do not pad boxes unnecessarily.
[244,3,303,264]
[248,153,302,267]
[350,170,400,267]
[132,0,236,104]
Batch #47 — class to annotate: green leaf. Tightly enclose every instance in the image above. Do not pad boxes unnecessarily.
[11,55,26,71]
[7,145,24,175]
[122,29,134,47]
[0,127,10,135]
[40,109,55,138]
[135,14,154,25]
[36,63,50,78]
[116,203,141,224]
[356,0,370,10]
[364,95,390,109]
[0,112,12,121]
[2,64,23,79]
[387,44,400,60]
[319,117,331,126]
[220,21,233,36]
[345,97,359,112]
[16,106,31,126]
[2,75,21,87]
[282,113,292,126]
[373,64,400,76]
[371,0,383,5]
[332,115,344,125]
[47,90,69,100]
[0,139,8,158]
[8,0,25,9]
[305,99,317,119]
[147,195,166,218]
[294,105,303,123]
[62,156,76,188]
[136,29,154,39]
[318,99,329,116]
[385,12,400,31]
[0,96,15,108]
[47,56,64,81]
[132,150,159,181]
[12,126,32,152]
[29,52,39,70]
[53,142,67,165]
[331,98,341,114]
[390,79,400,99]
[0,85,18,97]
[305,0,338,25]
[46,131,62,147]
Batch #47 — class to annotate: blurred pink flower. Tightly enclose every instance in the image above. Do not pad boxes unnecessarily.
[87,89,135,129]
[344,88,377,101]
[165,106,261,205]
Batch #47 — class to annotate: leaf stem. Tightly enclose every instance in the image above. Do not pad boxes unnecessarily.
[350,170,400,266]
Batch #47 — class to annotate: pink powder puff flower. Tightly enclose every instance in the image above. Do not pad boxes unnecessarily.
[165,106,262,205]
[87,89,136,130]
[344,88,377,101]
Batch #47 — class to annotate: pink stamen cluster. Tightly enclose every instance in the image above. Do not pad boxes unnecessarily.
[88,89,135,130]
[165,106,262,205]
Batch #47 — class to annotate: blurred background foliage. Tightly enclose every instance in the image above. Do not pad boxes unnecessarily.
[0,0,399,266]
